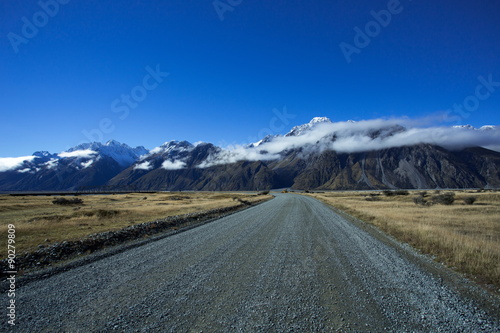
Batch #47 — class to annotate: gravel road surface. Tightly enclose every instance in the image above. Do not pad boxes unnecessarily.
[3,194,499,332]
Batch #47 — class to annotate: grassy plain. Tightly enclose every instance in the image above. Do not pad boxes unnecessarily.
[304,190,500,290]
[0,192,269,259]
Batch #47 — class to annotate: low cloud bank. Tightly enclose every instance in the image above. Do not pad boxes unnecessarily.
[198,118,500,168]
[58,149,97,159]
[0,156,38,172]
[0,149,97,172]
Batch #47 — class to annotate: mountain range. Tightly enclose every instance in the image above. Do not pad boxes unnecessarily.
[1,118,499,191]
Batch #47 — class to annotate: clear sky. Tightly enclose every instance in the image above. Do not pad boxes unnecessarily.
[1,0,499,157]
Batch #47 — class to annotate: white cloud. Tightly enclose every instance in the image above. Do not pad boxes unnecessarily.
[148,146,163,155]
[197,118,500,168]
[0,156,38,172]
[44,159,59,170]
[59,149,97,159]
[161,160,186,170]
[17,168,32,173]
[81,160,94,169]
[197,145,278,168]
[134,161,153,170]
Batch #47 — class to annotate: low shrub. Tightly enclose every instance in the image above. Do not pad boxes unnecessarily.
[258,190,270,195]
[431,192,455,205]
[383,190,409,196]
[96,209,120,218]
[168,196,189,201]
[52,197,83,205]
[395,190,410,196]
[463,196,477,205]
[413,196,428,206]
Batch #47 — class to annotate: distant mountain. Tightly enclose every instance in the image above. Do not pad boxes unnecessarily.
[66,140,148,167]
[1,119,499,191]
[0,140,148,191]
[267,144,500,190]
[453,124,497,131]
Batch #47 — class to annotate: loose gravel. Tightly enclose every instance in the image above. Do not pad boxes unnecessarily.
[2,194,499,332]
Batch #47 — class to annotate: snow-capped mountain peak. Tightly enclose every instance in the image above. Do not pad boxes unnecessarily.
[249,135,279,148]
[453,124,476,130]
[33,151,56,158]
[64,141,148,167]
[310,117,332,124]
[148,140,194,156]
[285,117,332,137]
[452,124,497,131]
[104,139,122,147]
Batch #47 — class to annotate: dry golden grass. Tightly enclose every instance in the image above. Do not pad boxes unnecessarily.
[305,190,500,290]
[0,192,270,259]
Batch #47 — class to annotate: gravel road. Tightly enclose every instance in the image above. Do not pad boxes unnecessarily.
[3,194,499,332]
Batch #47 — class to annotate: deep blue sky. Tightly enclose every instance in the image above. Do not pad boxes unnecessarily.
[1,0,499,156]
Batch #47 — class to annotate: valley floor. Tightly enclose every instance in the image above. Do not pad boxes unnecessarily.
[0,192,269,259]
[3,194,498,331]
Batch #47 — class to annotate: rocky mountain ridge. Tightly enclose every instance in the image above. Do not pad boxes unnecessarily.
[1,119,499,191]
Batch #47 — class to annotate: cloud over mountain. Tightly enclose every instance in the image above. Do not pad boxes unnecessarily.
[1,117,499,192]
[0,155,38,172]
[196,118,500,168]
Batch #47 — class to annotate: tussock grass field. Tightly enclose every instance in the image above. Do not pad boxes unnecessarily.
[0,192,269,259]
[305,190,500,291]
